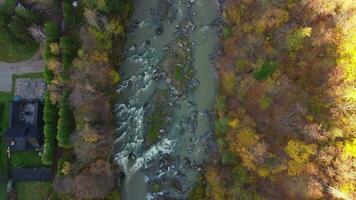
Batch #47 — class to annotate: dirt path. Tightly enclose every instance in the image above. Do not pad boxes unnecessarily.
[0,46,44,92]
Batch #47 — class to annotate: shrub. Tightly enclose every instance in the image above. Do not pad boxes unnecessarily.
[41,92,58,165]
[57,89,74,148]
[253,61,277,80]
[44,22,60,43]
[215,117,230,135]
[57,158,72,176]
[259,95,272,109]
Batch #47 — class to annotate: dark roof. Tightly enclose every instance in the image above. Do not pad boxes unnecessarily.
[4,100,44,151]
[10,100,41,128]
[11,168,53,182]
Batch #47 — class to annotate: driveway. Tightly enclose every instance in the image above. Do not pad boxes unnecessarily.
[0,59,44,92]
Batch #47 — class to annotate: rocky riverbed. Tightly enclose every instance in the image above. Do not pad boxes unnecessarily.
[114,0,221,199]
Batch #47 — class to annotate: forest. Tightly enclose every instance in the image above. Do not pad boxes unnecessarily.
[40,0,130,199]
[189,0,356,199]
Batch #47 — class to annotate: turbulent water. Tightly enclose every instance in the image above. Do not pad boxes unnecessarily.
[114,0,220,199]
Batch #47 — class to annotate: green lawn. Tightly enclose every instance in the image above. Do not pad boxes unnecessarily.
[0,0,39,63]
[10,151,44,168]
[0,39,39,63]
[15,181,53,200]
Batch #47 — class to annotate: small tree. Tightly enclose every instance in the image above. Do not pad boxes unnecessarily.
[285,140,317,163]
[286,27,312,52]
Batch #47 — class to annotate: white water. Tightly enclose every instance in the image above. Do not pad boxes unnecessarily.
[115,0,220,199]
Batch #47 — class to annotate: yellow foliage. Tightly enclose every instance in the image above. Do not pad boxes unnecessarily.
[229,129,260,170]
[47,58,60,71]
[330,128,344,140]
[50,43,60,55]
[237,128,259,147]
[228,118,239,129]
[110,69,121,84]
[284,140,317,163]
[61,161,72,176]
[107,20,124,35]
[257,167,269,178]
[340,181,356,194]
[342,139,356,159]
[338,14,356,83]
[83,133,102,143]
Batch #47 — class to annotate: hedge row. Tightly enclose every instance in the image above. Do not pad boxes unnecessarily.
[55,35,78,148]
[60,36,78,70]
[57,89,74,148]
[41,92,58,165]
[41,22,60,165]
[44,21,60,43]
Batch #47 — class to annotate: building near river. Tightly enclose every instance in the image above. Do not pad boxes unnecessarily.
[3,100,44,151]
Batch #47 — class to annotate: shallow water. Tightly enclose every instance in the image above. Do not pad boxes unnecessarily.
[115,0,220,199]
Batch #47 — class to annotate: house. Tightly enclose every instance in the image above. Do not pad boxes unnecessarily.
[4,100,44,151]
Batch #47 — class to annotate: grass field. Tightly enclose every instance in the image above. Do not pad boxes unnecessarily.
[15,181,53,200]
[10,151,44,168]
[0,39,39,63]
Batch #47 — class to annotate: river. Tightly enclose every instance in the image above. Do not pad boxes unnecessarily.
[114,0,220,199]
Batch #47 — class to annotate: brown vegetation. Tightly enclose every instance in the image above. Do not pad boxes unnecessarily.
[196,0,356,199]
[51,1,129,199]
